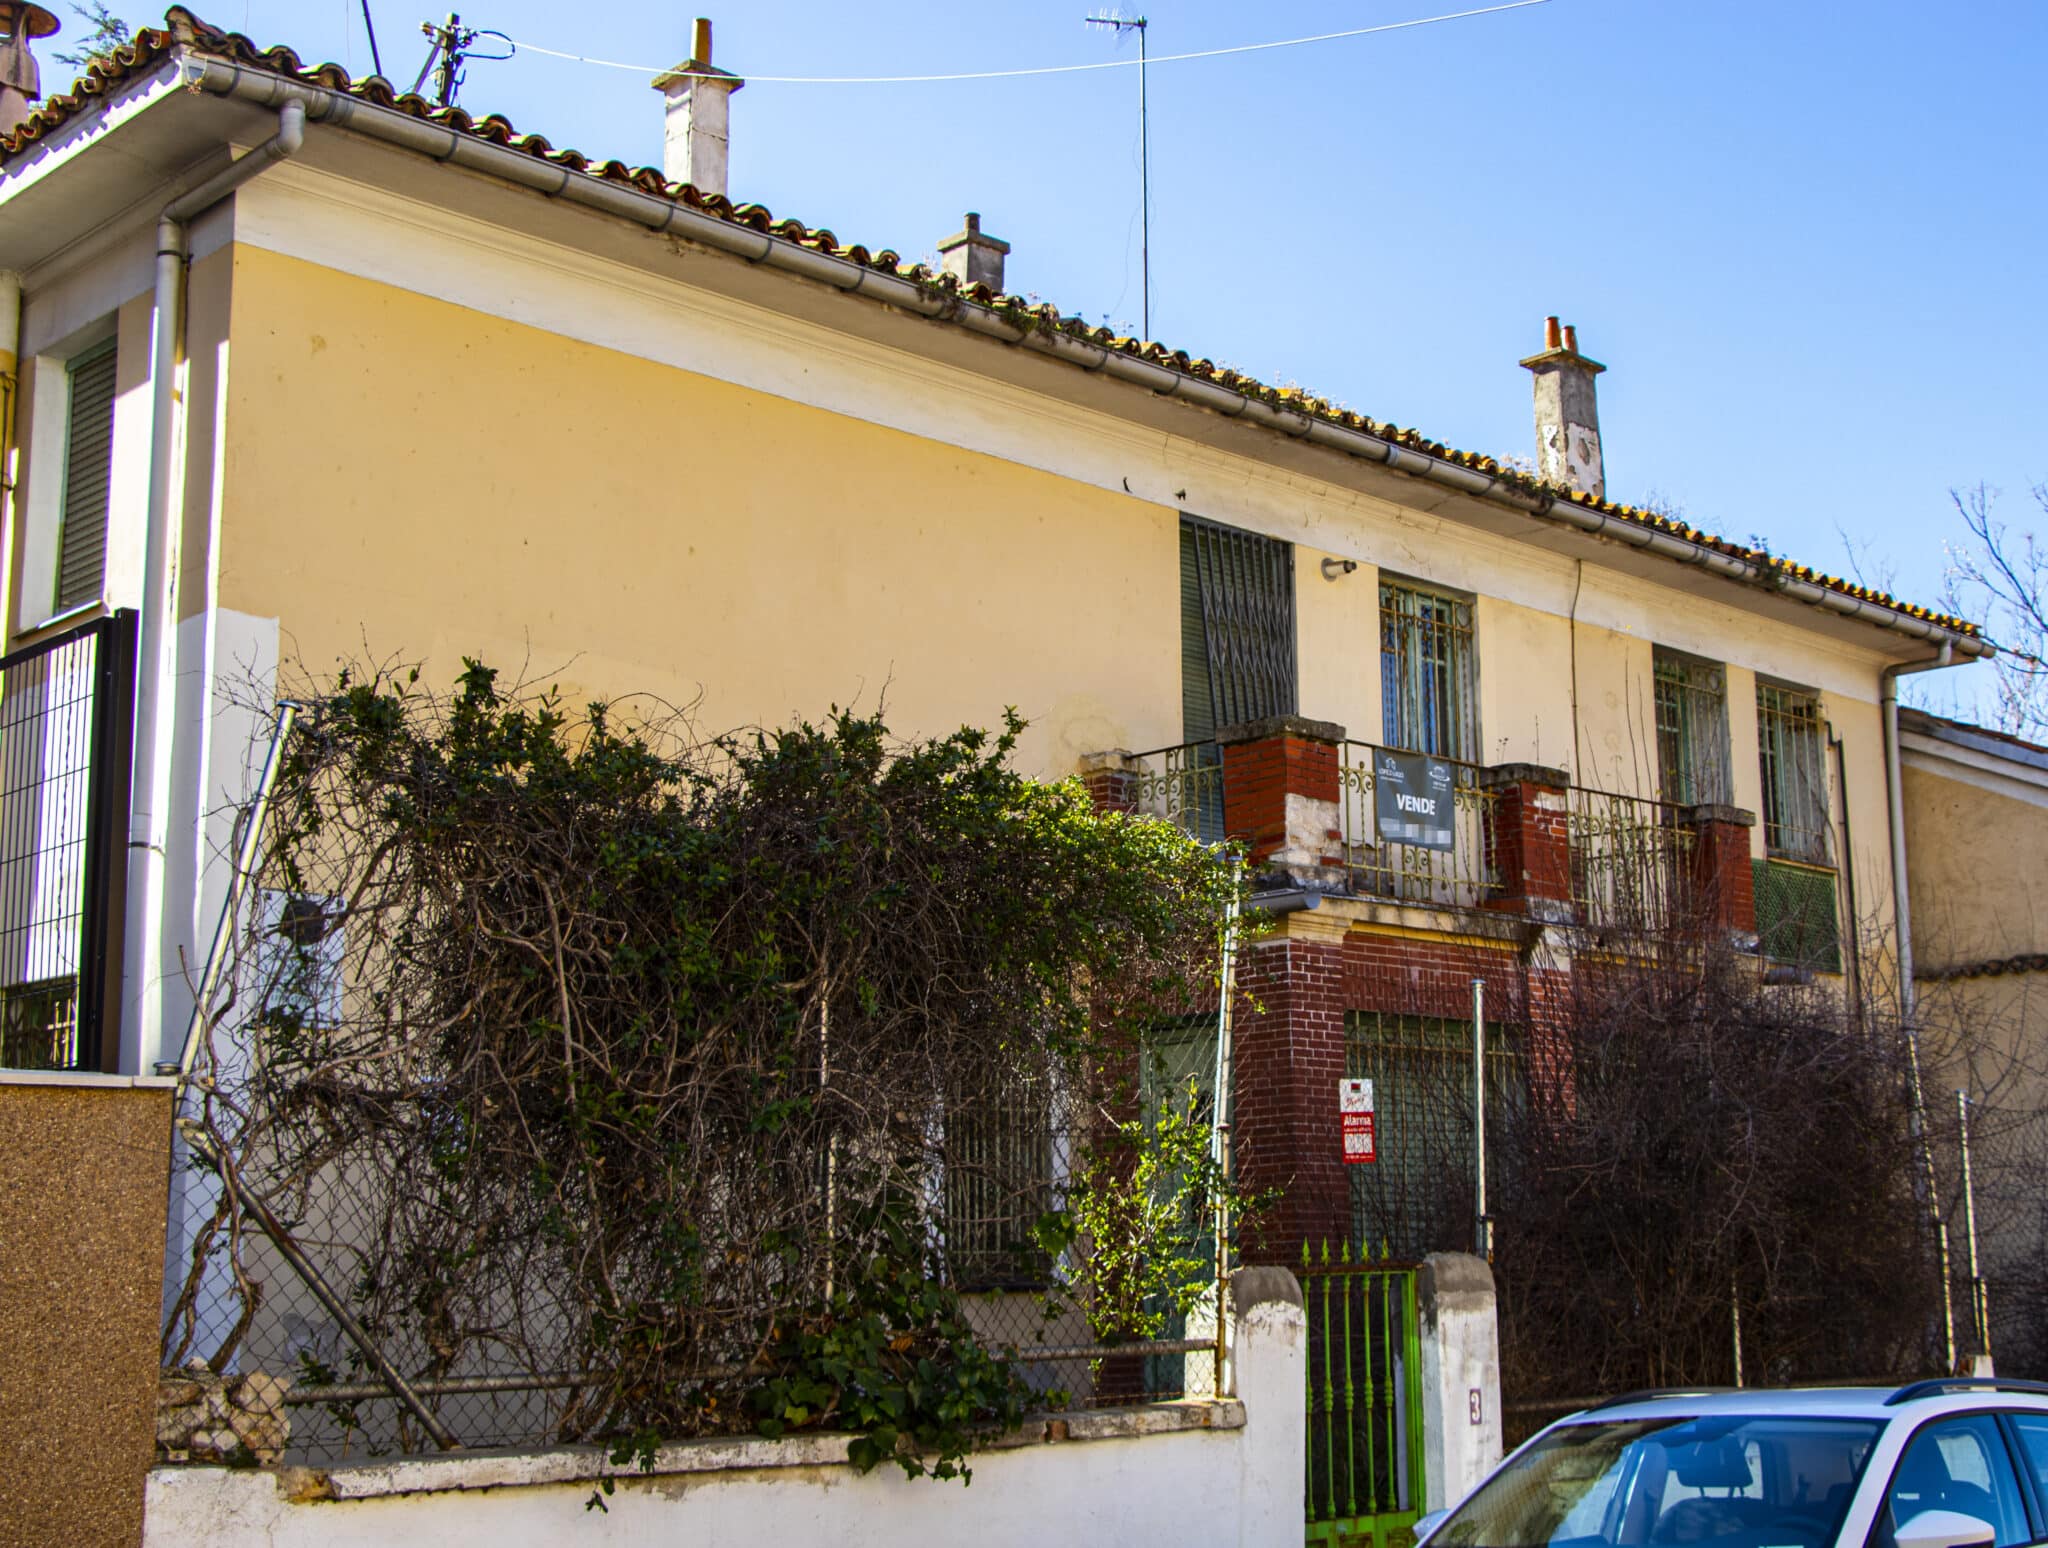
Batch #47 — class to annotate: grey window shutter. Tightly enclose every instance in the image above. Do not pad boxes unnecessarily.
[1179,516,1296,743]
[56,342,117,614]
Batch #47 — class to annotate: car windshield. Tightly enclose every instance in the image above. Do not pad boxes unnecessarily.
[1432,1415,1884,1548]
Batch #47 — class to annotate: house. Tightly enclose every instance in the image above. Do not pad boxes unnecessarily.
[1899,708,2048,1372]
[0,6,2003,1543]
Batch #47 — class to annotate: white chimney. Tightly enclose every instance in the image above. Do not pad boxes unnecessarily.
[652,17,744,198]
[936,212,1010,292]
[1519,315,1606,500]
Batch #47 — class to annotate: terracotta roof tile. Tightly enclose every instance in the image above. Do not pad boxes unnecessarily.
[0,8,1984,642]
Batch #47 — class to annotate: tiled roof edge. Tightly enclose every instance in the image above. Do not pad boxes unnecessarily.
[0,7,1987,645]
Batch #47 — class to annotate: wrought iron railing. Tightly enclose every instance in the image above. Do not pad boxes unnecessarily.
[1301,1243,1425,1548]
[1128,740,1224,844]
[0,611,137,1072]
[1569,788,1697,935]
[1339,743,1498,910]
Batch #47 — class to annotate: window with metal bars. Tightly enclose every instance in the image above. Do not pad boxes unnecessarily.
[942,1064,1059,1290]
[55,339,117,615]
[1380,578,1478,761]
[1756,682,1831,865]
[1653,649,1731,807]
[1179,516,1297,743]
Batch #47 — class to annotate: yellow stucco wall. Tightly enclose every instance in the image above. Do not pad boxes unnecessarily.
[1905,766,2048,969]
[217,246,1181,778]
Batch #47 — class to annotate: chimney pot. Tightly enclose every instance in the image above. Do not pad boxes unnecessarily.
[651,16,744,197]
[937,211,1012,292]
[1519,318,1607,500]
[0,2,59,140]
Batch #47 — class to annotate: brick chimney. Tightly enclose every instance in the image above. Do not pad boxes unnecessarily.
[1519,315,1606,499]
[651,17,744,198]
[936,212,1010,292]
[0,4,58,140]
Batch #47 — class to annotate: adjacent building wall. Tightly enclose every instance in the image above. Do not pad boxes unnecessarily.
[0,1074,174,1548]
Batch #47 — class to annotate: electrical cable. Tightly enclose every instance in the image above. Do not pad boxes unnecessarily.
[505,0,1551,84]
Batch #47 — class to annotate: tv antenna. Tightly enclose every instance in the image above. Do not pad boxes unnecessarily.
[1084,9,1149,339]
[412,12,512,107]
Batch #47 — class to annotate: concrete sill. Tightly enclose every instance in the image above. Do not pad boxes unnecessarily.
[245,1400,1246,1503]
[0,1069,178,1089]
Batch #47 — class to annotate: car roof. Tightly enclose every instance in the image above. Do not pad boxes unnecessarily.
[1556,1384,2048,1427]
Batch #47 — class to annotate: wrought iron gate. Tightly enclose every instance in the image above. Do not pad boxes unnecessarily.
[1302,1241,1425,1548]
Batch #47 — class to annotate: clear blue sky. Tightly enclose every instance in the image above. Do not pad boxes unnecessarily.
[76,2,2048,711]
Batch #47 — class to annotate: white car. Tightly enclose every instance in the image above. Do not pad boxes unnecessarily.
[1415,1380,2048,1548]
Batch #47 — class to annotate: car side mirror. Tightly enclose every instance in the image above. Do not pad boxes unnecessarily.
[1413,1509,1451,1544]
[1895,1509,1997,1548]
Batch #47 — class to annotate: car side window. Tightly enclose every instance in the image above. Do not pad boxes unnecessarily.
[1875,1416,2032,1548]
[2009,1417,2048,1517]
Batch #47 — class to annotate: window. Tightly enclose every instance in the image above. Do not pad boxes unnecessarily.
[942,1063,1058,1289]
[53,339,117,615]
[1179,515,1297,742]
[1756,682,1830,864]
[2004,1414,2048,1502]
[1381,579,1478,761]
[1873,1416,2032,1548]
[1653,650,1730,807]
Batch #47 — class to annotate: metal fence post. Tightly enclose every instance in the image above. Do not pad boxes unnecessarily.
[1472,978,1489,1261]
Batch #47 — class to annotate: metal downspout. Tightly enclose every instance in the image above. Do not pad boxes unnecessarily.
[123,97,304,1071]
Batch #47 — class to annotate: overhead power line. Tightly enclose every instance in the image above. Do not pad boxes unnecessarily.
[505,1,1552,85]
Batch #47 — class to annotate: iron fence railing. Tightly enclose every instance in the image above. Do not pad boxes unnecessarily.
[1340,743,1498,910]
[1570,788,1697,935]
[1302,1244,1425,1548]
[0,611,137,1072]
[1129,740,1224,844]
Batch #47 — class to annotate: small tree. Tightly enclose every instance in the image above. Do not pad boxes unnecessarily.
[52,2,132,70]
[1938,482,2048,737]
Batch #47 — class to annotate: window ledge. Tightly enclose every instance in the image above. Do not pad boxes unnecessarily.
[0,1068,176,1089]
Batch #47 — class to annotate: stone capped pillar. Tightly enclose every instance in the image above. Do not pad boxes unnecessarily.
[1519,315,1607,499]
[1479,763,1572,920]
[1217,715,1346,888]
[1685,803,1758,945]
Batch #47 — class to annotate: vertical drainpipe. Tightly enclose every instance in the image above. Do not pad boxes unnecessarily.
[0,268,20,641]
[122,98,305,1072]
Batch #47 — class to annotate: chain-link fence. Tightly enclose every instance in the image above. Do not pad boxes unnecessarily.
[157,707,1233,1466]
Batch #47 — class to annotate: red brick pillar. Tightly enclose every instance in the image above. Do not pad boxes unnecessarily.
[1231,923,1351,1265]
[1479,763,1572,919]
[1077,750,1142,814]
[1216,716,1346,885]
[1685,803,1758,944]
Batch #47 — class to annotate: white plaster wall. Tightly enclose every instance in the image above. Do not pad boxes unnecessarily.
[145,1285,1308,1548]
[1418,1252,1503,1513]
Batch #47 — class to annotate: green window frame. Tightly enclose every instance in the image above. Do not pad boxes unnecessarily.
[1380,579,1478,762]
[1179,515,1297,743]
[1653,649,1731,807]
[1756,682,1831,865]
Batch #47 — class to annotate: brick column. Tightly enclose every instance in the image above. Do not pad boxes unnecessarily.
[1478,763,1572,920]
[1685,803,1758,945]
[1216,715,1346,887]
[1232,918,1351,1265]
[1076,749,1142,814]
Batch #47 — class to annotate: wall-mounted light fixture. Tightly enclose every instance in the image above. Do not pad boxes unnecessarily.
[1321,558,1359,581]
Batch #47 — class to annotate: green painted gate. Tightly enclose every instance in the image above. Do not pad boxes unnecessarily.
[1301,1241,1426,1548]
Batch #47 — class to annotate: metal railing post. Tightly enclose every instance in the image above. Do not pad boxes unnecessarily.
[1472,977,1489,1260]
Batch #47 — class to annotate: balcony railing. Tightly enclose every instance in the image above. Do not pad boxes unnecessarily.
[1339,743,1499,911]
[1128,741,1225,844]
[1569,789,1697,935]
[1114,737,1723,940]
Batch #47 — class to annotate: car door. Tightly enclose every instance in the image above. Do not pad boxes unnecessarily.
[1868,1414,2035,1548]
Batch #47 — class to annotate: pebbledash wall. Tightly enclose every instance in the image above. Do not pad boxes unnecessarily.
[141,1270,1312,1548]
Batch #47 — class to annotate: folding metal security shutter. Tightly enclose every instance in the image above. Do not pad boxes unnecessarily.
[1179,516,1297,742]
[56,341,117,614]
